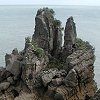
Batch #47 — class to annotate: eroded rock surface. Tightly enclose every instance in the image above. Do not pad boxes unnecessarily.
[62,16,77,61]
[0,8,97,100]
[32,8,62,56]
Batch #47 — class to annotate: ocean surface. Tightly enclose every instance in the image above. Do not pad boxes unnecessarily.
[0,5,100,87]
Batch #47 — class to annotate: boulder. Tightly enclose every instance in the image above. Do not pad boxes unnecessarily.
[41,69,58,87]
[5,48,21,79]
[64,69,78,87]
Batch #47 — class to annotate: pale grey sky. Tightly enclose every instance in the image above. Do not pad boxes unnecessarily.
[0,0,100,6]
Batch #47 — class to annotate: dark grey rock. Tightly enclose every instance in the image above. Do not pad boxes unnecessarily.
[51,27,62,57]
[0,70,12,82]
[32,8,62,56]
[32,9,54,53]
[6,59,21,79]
[54,93,64,100]
[64,69,78,87]
[63,16,77,60]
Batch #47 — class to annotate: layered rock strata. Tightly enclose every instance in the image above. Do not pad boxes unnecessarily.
[0,8,97,100]
[32,8,62,57]
[63,16,77,59]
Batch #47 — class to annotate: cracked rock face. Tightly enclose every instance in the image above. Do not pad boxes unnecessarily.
[32,50,96,100]
[0,8,97,100]
[32,8,54,53]
[63,17,77,60]
[32,8,62,56]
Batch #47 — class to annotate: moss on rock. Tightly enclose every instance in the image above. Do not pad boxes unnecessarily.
[76,38,94,51]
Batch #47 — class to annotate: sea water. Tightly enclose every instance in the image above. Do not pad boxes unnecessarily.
[0,5,100,87]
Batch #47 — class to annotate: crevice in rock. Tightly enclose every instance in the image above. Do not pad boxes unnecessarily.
[11,89,19,98]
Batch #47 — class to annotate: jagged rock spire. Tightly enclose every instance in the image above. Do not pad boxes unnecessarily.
[63,16,77,56]
[32,8,54,53]
[32,8,62,55]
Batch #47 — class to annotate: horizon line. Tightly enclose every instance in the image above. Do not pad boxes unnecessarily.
[0,4,100,7]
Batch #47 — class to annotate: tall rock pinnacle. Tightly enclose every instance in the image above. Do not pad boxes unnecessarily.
[63,16,77,56]
[32,8,54,53]
[32,8,62,55]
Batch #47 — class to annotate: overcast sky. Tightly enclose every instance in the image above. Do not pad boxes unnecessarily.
[0,0,100,6]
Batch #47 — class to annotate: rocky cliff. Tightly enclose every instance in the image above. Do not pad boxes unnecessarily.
[0,8,97,100]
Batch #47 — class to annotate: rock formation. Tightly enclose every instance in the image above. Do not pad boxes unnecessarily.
[32,8,62,56]
[62,16,77,61]
[0,8,97,100]
[90,89,100,100]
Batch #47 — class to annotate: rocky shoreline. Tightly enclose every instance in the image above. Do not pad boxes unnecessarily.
[0,8,99,100]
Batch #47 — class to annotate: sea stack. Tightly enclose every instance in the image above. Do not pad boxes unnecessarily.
[32,8,62,56]
[63,16,77,59]
[0,8,97,100]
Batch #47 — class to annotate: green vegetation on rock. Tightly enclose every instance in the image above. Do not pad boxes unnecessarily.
[53,19,64,31]
[42,7,55,15]
[37,7,55,22]
[37,7,55,15]
[25,36,31,43]
[32,41,45,58]
[34,47,45,58]
[48,57,64,70]
[25,37,45,58]
[76,38,94,51]
[53,19,62,27]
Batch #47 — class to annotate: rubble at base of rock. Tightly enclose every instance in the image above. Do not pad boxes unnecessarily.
[0,8,98,100]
